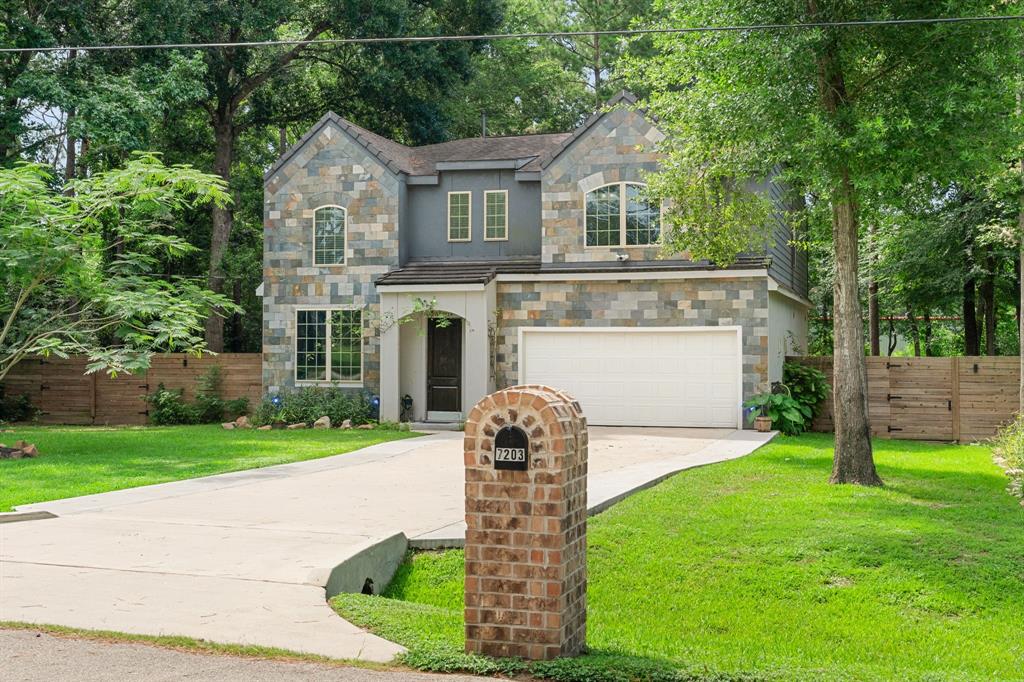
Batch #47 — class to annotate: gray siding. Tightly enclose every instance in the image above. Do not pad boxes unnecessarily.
[405,169,541,261]
[763,173,808,297]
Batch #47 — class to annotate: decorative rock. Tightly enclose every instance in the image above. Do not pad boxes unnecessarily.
[340,419,352,429]
[287,422,307,430]
[313,416,331,429]
[234,415,251,429]
[221,422,235,430]
[357,423,375,430]
[257,425,273,431]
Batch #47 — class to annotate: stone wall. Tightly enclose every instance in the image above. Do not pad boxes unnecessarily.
[541,107,665,264]
[263,120,401,394]
[494,277,771,400]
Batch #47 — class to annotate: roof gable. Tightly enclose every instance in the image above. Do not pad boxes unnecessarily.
[264,91,653,185]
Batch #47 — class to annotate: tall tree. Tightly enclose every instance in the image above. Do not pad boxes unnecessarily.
[632,2,1018,484]
[135,0,502,351]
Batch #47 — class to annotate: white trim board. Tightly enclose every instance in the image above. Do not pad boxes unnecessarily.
[496,268,768,283]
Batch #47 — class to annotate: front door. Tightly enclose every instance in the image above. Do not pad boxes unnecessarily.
[427,317,462,417]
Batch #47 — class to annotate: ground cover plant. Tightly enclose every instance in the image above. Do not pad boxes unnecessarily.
[0,424,416,511]
[993,414,1024,501]
[332,435,1024,682]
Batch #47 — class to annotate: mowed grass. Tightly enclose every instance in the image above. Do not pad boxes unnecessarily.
[0,424,417,511]
[332,435,1024,681]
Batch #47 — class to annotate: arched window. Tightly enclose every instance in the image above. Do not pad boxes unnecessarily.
[313,205,347,265]
[585,182,660,247]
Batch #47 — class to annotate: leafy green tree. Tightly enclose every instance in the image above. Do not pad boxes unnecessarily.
[0,154,237,381]
[132,0,502,351]
[632,2,1020,485]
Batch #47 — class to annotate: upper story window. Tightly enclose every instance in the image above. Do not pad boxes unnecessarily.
[484,190,508,241]
[313,206,347,265]
[585,182,661,247]
[448,191,471,242]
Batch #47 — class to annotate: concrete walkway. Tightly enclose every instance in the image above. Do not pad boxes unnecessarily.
[1,427,772,663]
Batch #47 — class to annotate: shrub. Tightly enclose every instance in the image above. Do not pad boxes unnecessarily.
[744,391,811,436]
[992,414,1024,501]
[782,362,830,419]
[0,390,36,423]
[251,387,375,427]
[145,366,249,425]
[145,384,199,425]
[193,366,248,423]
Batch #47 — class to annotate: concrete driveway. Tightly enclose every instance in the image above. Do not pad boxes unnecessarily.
[0,427,771,662]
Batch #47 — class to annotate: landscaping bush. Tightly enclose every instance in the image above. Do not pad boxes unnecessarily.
[743,391,811,436]
[145,384,199,425]
[250,387,375,427]
[992,414,1024,501]
[782,362,830,419]
[193,366,248,423]
[145,367,248,426]
[0,390,36,423]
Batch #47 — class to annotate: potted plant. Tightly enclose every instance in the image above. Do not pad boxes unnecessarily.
[743,387,811,436]
[753,405,773,432]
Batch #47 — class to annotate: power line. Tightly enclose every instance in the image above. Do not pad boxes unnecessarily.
[1,14,1022,54]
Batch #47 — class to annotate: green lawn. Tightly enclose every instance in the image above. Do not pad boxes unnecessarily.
[0,424,417,511]
[332,435,1024,682]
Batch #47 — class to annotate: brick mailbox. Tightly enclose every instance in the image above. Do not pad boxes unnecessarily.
[463,384,588,660]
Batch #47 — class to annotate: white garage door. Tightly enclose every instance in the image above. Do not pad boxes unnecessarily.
[519,327,742,428]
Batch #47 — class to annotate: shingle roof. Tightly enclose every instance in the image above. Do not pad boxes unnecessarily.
[265,91,641,183]
[374,259,542,285]
[374,256,769,286]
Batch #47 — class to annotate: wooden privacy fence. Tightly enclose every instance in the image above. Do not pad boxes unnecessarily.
[788,356,1020,443]
[1,354,262,426]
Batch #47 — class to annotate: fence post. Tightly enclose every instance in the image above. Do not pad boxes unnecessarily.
[951,357,961,443]
[89,371,98,425]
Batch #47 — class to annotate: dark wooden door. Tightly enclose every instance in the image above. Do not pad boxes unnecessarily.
[427,318,462,413]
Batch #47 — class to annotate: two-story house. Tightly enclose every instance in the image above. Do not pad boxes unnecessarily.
[262,92,809,428]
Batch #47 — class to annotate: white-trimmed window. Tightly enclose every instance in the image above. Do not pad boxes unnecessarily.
[447,191,471,241]
[585,182,661,247]
[484,190,508,241]
[313,206,347,265]
[295,309,363,383]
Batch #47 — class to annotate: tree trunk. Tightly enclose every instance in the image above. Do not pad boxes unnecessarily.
[887,317,898,356]
[829,169,880,485]
[981,254,997,356]
[78,136,89,178]
[964,276,980,356]
[64,126,76,184]
[810,18,880,486]
[908,309,921,357]
[924,313,933,357]
[278,127,288,155]
[204,114,235,353]
[868,224,880,356]
[592,33,602,105]
[868,282,880,356]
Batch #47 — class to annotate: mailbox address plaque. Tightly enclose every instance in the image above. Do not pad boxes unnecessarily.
[494,425,529,471]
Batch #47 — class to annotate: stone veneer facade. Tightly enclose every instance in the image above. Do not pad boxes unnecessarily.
[494,277,771,400]
[263,121,399,395]
[542,107,665,264]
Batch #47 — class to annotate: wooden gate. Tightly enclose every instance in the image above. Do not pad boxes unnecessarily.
[885,358,954,441]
